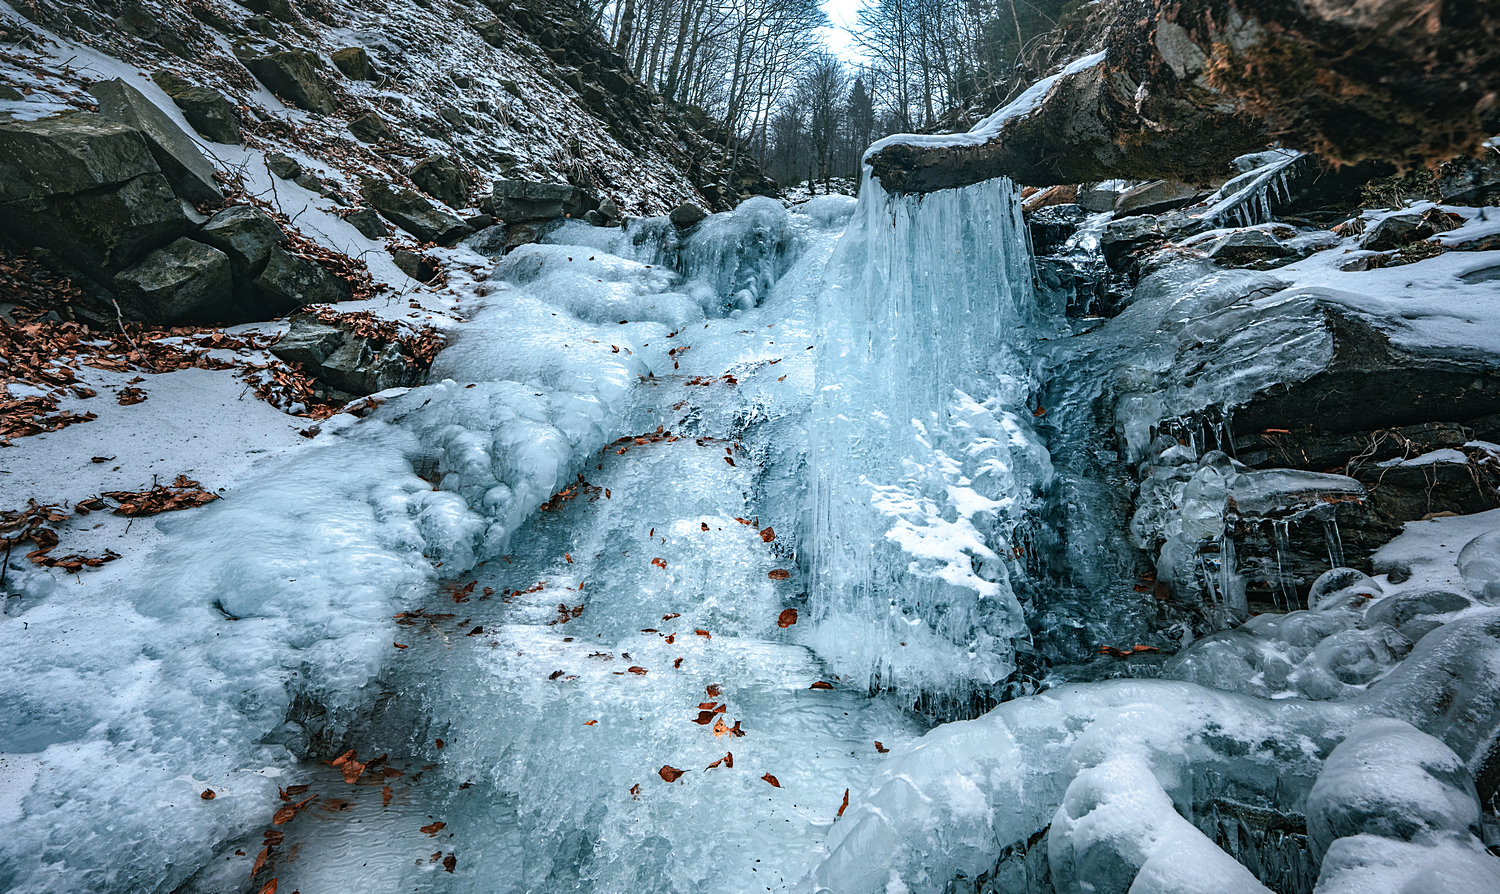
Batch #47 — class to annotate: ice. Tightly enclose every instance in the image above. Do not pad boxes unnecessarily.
[1457,528,1500,599]
[803,173,1055,702]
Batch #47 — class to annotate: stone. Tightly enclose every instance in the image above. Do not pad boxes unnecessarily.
[475,18,506,47]
[464,213,495,230]
[265,152,301,180]
[270,314,427,396]
[344,206,388,239]
[1076,184,1124,213]
[252,244,352,314]
[87,78,223,205]
[1361,211,1436,251]
[243,51,337,115]
[235,0,295,23]
[245,14,276,36]
[196,204,286,276]
[151,73,241,145]
[1207,229,1294,266]
[292,171,324,193]
[112,237,234,324]
[392,249,438,282]
[360,179,473,244]
[583,209,604,226]
[409,154,466,208]
[1438,150,1500,206]
[669,202,706,228]
[597,197,619,221]
[0,115,190,281]
[489,179,576,221]
[1114,179,1204,216]
[330,46,376,81]
[347,111,391,143]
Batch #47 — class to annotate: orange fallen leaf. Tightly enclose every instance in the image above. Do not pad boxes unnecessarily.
[565,552,573,563]
[382,785,393,806]
[252,845,270,876]
[257,879,277,894]
[420,821,446,835]
[394,642,408,649]
[698,701,718,710]
[673,657,683,668]
[706,752,734,769]
[705,684,721,697]
[664,633,675,644]
[768,569,790,580]
[628,666,648,675]
[695,629,711,639]
[809,681,833,690]
[712,717,730,737]
[875,741,889,754]
[837,788,849,817]
[651,557,667,569]
[759,526,775,542]
[200,789,215,800]
[777,608,798,628]
[761,773,780,788]
[662,612,680,620]
[658,765,685,783]
[585,720,597,726]
[693,711,716,725]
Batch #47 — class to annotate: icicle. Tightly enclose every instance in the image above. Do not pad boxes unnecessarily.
[1220,533,1247,621]
[1323,517,1345,570]
[1272,519,1298,611]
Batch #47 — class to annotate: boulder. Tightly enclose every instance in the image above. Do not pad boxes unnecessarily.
[475,18,506,47]
[1114,179,1204,216]
[597,197,619,221]
[344,206,388,239]
[86,78,223,205]
[265,152,301,180]
[152,73,241,145]
[0,115,189,281]
[490,179,576,221]
[235,0,294,23]
[360,179,472,244]
[409,154,466,208]
[669,202,706,228]
[112,237,234,324]
[243,51,337,115]
[1207,230,1294,267]
[252,245,352,314]
[1439,150,1500,206]
[348,111,391,143]
[196,204,286,276]
[330,46,376,81]
[392,249,438,282]
[1077,184,1125,213]
[270,314,426,396]
[1360,211,1446,252]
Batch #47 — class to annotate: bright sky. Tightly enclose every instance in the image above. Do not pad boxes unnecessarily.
[818,0,869,66]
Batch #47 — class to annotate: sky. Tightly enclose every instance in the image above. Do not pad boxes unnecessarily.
[818,0,869,66]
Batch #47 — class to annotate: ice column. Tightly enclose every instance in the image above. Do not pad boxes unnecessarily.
[803,173,1054,702]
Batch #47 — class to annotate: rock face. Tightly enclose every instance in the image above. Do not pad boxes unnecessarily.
[153,72,241,144]
[409,154,467,208]
[242,50,337,115]
[867,0,1500,192]
[270,314,427,396]
[112,237,233,324]
[330,46,376,81]
[252,245,352,314]
[86,78,223,204]
[0,114,189,282]
[196,204,286,276]
[362,179,472,243]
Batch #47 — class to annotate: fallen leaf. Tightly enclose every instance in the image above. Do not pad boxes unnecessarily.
[768,569,790,580]
[700,522,709,531]
[658,765,685,783]
[706,752,734,769]
[724,456,735,466]
[257,880,277,894]
[627,666,648,675]
[200,789,216,800]
[420,821,446,835]
[435,738,445,749]
[759,526,775,542]
[585,720,597,726]
[394,642,408,649]
[630,783,641,799]
[761,773,780,788]
[252,845,270,876]
[837,788,849,817]
[673,657,684,668]
[443,853,456,873]
[712,717,730,737]
[777,608,798,628]
[662,612,680,620]
[651,557,667,569]
[875,741,889,753]
[664,633,675,644]
[694,629,711,639]
[693,711,716,725]
[705,684,721,697]
[809,681,833,690]
[565,552,573,563]
[382,785,393,806]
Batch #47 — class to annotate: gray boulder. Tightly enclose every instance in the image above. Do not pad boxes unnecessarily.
[348,111,391,144]
[271,314,427,396]
[197,204,286,276]
[490,180,575,221]
[87,78,223,205]
[252,245,352,314]
[475,18,506,47]
[597,197,619,221]
[265,152,301,180]
[112,237,234,324]
[1114,179,1204,216]
[330,46,377,81]
[669,202,706,228]
[409,154,466,208]
[1208,229,1294,266]
[243,51,336,115]
[344,206,388,239]
[153,73,241,144]
[0,114,189,282]
[1361,211,1433,252]
[361,179,472,244]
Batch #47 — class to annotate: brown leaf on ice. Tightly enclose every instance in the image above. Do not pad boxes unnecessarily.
[694,629,711,639]
[705,684,721,697]
[664,633,675,644]
[443,853,456,873]
[761,774,780,788]
[777,608,798,628]
[723,456,735,466]
[693,711,716,725]
[658,765,685,783]
[256,879,277,894]
[768,569,790,580]
[251,845,270,876]
[809,681,834,690]
[673,657,683,668]
[382,785,393,806]
[759,527,775,542]
[435,738,445,749]
[627,666,648,675]
[706,752,734,769]
[420,821,446,835]
[875,741,889,754]
[662,612,680,620]
[700,522,709,531]
[651,557,667,569]
[837,788,849,817]
[630,783,641,799]
[585,719,597,726]
[200,789,216,800]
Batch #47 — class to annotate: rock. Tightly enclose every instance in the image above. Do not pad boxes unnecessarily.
[669,202,706,228]
[196,204,286,276]
[112,237,234,324]
[293,171,324,193]
[490,179,576,221]
[243,51,336,115]
[344,206,388,239]
[409,154,466,208]
[1100,216,1163,268]
[583,209,605,226]
[1438,150,1500,206]
[265,152,301,180]
[245,14,276,36]
[1207,230,1294,267]
[1361,211,1436,251]
[360,179,472,244]
[252,245,352,313]
[597,197,619,221]
[86,78,223,205]
[1114,179,1204,216]
[330,46,376,81]
[464,213,495,230]
[235,0,295,24]
[475,18,506,47]
[158,79,241,145]
[1076,184,1124,213]
[392,249,438,282]
[270,314,426,396]
[347,111,391,143]
[0,114,189,281]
